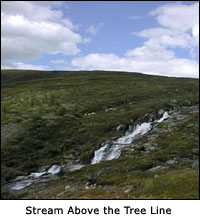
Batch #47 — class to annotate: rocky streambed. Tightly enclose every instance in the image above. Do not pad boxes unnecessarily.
[8,105,199,192]
[9,163,85,191]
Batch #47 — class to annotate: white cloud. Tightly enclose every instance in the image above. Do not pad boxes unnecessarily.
[71,53,199,78]
[1,1,88,69]
[133,28,194,49]
[2,61,49,70]
[150,2,199,31]
[86,23,104,35]
[71,2,199,78]
[135,2,199,52]
[125,38,175,60]
[192,24,199,44]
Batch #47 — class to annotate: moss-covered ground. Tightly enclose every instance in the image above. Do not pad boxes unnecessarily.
[1,70,199,199]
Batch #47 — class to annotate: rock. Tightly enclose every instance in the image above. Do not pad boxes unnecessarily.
[158,109,164,116]
[149,114,156,121]
[116,124,128,131]
[105,108,116,112]
[68,164,85,172]
[148,166,167,172]
[171,99,178,104]
[84,112,96,116]
[96,169,103,176]
[85,182,96,189]
[65,185,71,190]
[57,190,69,197]
[137,146,145,151]
[65,154,75,160]
[148,146,156,151]
[124,188,132,194]
[185,100,191,105]
[85,182,90,189]
[166,159,177,165]
[38,165,51,172]
[179,158,193,165]
[143,142,156,151]
[85,173,96,185]
[116,124,124,131]
[74,151,81,156]
[192,160,199,169]
[191,148,199,155]
[91,183,97,189]
[14,176,27,181]
[187,124,194,128]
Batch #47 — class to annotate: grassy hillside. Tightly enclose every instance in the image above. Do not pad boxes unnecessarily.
[1,70,199,199]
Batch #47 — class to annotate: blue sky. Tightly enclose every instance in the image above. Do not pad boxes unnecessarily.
[1,1,199,77]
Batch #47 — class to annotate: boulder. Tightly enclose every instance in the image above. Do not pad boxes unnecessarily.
[65,185,71,190]
[166,159,177,165]
[192,160,199,169]
[158,109,164,116]
[148,166,167,172]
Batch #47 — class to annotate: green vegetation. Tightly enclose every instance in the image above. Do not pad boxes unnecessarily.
[1,69,199,199]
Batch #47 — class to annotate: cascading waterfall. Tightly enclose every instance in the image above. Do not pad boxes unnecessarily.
[9,111,169,191]
[9,163,85,191]
[91,111,169,164]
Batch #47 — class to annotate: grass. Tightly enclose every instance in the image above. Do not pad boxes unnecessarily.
[1,69,199,199]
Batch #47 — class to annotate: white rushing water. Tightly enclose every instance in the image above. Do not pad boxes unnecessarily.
[9,111,169,191]
[47,165,62,175]
[9,163,85,191]
[156,111,169,123]
[10,179,34,191]
[91,111,169,164]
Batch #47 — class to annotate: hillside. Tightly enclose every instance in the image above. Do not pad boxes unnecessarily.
[1,70,199,199]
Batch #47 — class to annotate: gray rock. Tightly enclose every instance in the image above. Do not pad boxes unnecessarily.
[65,185,71,190]
[137,146,145,151]
[171,99,178,104]
[65,153,75,160]
[57,190,69,197]
[68,164,85,172]
[74,151,81,156]
[192,160,199,169]
[148,166,167,172]
[192,148,199,154]
[185,100,191,105]
[85,182,96,189]
[14,176,27,181]
[38,165,51,172]
[116,124,128,131]
[124,187,133,194]
[148,146,156,151]
[158,109,164,116]
[166,159,177,165]
[187,124,194,128]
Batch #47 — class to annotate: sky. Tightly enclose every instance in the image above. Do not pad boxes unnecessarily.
[1,1,199,78]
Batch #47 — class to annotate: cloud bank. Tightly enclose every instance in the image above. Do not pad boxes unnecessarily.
[1,1,88,69]
[72,2,199,78]
[1,1,199,78]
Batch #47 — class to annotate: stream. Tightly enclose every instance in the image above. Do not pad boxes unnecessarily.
[9,163,85,191]
[9,111,169,191]
[91,111,169,164]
